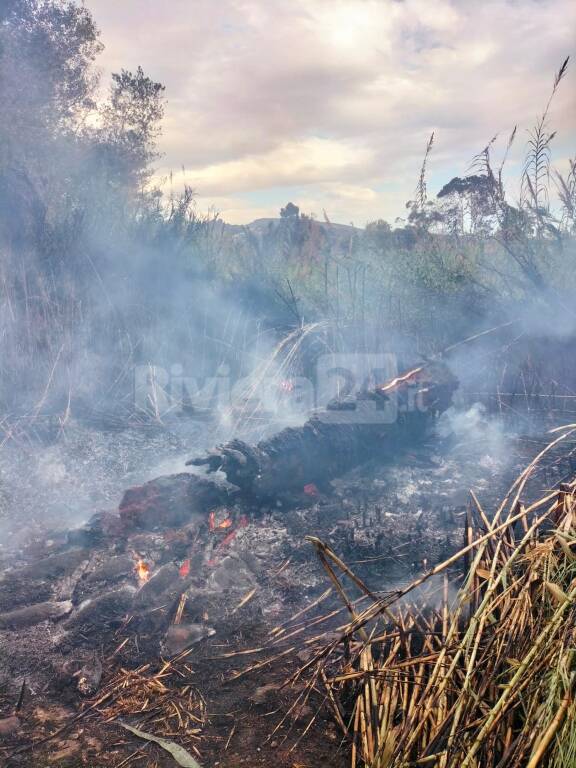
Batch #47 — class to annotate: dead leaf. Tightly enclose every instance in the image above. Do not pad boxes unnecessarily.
[119,722,202,767]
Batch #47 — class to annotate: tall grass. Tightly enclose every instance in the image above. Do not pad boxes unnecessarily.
[521,57,570,231]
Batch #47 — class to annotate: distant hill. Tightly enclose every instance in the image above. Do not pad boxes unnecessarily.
[246,217,361,235]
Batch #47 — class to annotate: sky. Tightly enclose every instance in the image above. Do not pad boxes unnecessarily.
[92,0,576,226]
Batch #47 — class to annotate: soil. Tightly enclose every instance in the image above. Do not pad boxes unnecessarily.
[0,414,573,767]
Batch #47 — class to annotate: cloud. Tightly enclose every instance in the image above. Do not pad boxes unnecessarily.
[187,138,373,193]
[95,0,576,224]
[195,194,278,224]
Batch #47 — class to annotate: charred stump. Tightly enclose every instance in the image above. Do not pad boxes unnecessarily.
[188,362,458,499]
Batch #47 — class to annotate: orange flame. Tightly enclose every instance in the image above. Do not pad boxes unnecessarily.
[380,366,424,393]
[179,559,191,578]
[134,560,150,583]
[208,510,233,530]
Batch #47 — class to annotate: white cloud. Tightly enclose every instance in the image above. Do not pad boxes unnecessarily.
[94,0,576,224]
[184,138,373,193]
[195,195,278,224]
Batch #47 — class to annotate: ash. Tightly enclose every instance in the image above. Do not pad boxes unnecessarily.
[0,414,571,766]
[0,418,220,562]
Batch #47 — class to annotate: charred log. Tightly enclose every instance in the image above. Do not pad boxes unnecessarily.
[188,362,458,499]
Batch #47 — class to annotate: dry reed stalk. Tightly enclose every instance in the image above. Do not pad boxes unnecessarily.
[87,662,206,752]
[291,428,576,768]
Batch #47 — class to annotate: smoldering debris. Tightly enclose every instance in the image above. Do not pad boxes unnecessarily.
[0,390,568,765]
[0,417,214,558]
[291,433,576,768]
[0,355,573,768]
[187,362,459,499]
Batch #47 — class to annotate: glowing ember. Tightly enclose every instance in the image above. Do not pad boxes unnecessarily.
[380,366,424,393]
[216,530,237,550]
[304,482,319,496]
[279,379,295,392]
[134,560,150,583]
[208,510,233,530]
[179,559,191,578]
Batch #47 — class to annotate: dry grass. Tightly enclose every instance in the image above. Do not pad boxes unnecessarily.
[88,657,206,758]
[289,425,576,768]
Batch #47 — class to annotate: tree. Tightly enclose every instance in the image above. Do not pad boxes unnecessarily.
[280,202,300,219]
[99,66,166,192]
[436,174,499,236]
[0,1,169,404]
[0,0,102,159]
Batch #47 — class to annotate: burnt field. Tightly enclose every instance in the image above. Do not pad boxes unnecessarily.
[1,1,575,765]
[0,375,575,767]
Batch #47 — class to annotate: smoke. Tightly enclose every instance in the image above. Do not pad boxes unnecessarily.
[438,403,509,468]
[515,290,576,341]
[1,0,575,559]
[0,1,295,423]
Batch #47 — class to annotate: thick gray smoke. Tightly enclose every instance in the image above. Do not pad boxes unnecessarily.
[1,0,575,557]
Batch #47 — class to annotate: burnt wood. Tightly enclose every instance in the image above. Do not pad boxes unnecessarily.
[187,363,458,499]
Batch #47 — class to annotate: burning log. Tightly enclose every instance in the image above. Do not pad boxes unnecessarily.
[119,474,226,530]
[187,362,458,499]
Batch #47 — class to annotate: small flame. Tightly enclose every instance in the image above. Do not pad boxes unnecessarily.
[279,379,295,393]
[380,366,424,393]
[179,559,191,578]
[208,510,233,530]
[135,560,150,583]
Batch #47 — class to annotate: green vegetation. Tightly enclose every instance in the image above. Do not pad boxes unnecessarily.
[0,1,574,410]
